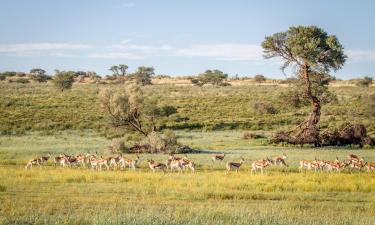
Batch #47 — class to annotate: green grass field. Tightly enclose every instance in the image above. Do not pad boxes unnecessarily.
[1,131,375,225]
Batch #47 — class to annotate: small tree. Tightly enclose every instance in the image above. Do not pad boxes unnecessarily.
[52,71,75,91]
[262,25,346,146]
[356,76,373,87]
[30,68,50,82]
[191,69,229,86]
[109,65,119,77]
[134,66,154,86]
[254,74,266,83]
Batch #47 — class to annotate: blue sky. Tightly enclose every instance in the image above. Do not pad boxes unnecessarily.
[0,0,374,78]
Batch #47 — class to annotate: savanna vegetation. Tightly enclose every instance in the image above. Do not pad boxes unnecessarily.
[0,25,374,225]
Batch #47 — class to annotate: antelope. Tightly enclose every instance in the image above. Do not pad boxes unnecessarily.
[166,158,183,173]
[107,155,123,170]
[212,153,226,163]
[348,160,366,172]
[251,158,273,174]
[124,155,141,170]
[25,153,51,170]
[54,155,68,168]
[366,163,375,172]
[273,153,288,166]
[180,155,195,172]
[226,157,245,173]
[325,160,345,173]
[147,159,167,173]
[96,157,109,171]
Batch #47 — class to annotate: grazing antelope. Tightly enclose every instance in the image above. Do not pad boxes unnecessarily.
[96,157,109,171]
[212,153,226,163]
[349,160,366,172]
[273,153,288,166]
[54,155,68,168]
[125,155,141,170]
[299,159,321,172]
[107,155,123,170]
[366,163,375,172]
[226,157,245,173]
[251,158,273,174]
[166,158,183,173]
[180,155,195,172]
[25,153,51,170]
[147,159,167,173]
[325,161,345,173]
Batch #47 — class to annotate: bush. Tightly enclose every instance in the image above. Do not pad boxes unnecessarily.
[52,71,75,91]
[191,69,229,86]
[147,131,166,153]
[356,76,373,87]
[243,132,266,139]
[111,138,128,153]
[253,101,278,114]
[254,74,267,83]
[134,66,154,86]
[14,78,30,84]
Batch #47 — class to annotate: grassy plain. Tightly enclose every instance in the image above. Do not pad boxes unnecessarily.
[1,131,375,224]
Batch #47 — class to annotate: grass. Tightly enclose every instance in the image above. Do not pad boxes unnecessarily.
[1,81,374,135]
[1,131,375,224]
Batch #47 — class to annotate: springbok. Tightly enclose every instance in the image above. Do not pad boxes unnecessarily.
[226,157,245,173]
[212,153,226,163]
[299,159,321,172]
[147,159,167,173]
[251,158,273,174]
[180,155,195,172]
[366,163,375,172]
[25,153,51,170]
[54,155,68,168]
[273,153,288,166]
[325,160,346,173]
[166,158,183,173]
[125,155,141,170]
[107,155,123,170]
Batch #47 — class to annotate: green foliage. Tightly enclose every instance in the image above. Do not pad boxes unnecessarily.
[253,101,278,114]
[0,82,374,135]
[191,69,229,86]
[134,66,154,86]
[30,68,51,82]
[356,76,373,87]
[52,71,75,91]
[262,26,346,73]
[13,78,30,84]
[254,74,267,83]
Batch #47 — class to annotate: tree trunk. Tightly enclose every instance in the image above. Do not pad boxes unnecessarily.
[290,63,321,146]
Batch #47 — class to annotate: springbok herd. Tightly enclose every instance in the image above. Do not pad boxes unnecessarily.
[25,152,375,173]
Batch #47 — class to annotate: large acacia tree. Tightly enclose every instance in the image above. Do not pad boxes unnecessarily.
[262,26,346,145]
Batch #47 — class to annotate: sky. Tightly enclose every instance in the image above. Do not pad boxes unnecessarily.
[0,0,374,79]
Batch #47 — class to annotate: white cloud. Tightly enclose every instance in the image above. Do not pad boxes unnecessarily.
[347,49,375,61]
[176,43,263,61]
[88,52,143,60]
[98,41,264,61]
[0,43,92,55]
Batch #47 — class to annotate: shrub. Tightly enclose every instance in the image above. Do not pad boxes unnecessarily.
[190,69,229,86]
[52,71,75,91]
[111,138,127,153]
[161,105,178,117]
[147,131,165,153]
[253,101,278,114]
[14,78,30,83]
[356,76,373,87]
[134,66,154,86]
[243,132,266,139]
[254,74,267,83]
